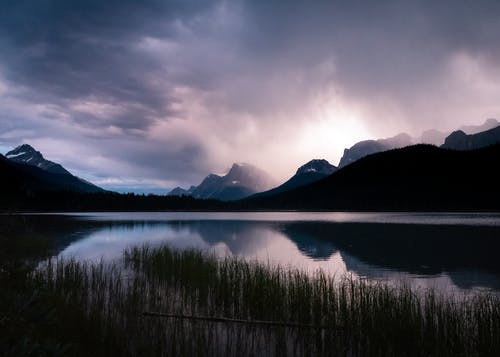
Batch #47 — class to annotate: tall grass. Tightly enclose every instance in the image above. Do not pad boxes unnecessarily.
[28,245,500,356]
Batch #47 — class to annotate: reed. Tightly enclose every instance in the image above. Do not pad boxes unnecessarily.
[20,245,500,356]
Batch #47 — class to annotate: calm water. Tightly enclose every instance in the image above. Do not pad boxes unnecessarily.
[8,212,500,293]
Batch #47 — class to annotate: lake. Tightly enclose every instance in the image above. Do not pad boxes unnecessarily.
[7,211,500,293]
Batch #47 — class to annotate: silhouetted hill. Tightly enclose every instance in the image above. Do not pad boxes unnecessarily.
[441,125,500,150]
[242,144,500,211]
[252,159,337,198]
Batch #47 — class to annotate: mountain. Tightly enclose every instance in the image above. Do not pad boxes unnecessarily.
[337,119,499,167]
[441,125,500,151]
[338,133,413,168]
[172,163,277,201]
[6,144,71,175]
[183,174,222,198]
[2,144,103,195]
[296,159,337,176]
[252,159,337,198]
[242,144,500,211]
[168,185,196,197]
[419,118,499,146]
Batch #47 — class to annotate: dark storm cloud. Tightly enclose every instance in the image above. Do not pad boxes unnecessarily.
[0,0,499,190]
[241,0,500,100]
[2,0,499,124]
[0,0,215,130]
[0,0,223,187]
[104,137,207,183]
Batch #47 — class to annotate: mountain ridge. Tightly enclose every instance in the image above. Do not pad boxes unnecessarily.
[2,144,104,194]
[241,143,500,211]
[338,133,413,168]
[251,159,337,198]
[339,118,499,168]
[419,118,499,146]
[441,125,500,151]
[169,162,276,201]
[6,144,71,175]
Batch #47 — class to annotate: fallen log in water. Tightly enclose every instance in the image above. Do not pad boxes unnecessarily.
[143,311,343,330]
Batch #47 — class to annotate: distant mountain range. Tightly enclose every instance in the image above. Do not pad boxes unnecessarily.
[3,117,500,211]
[169,163,277,201]
[166,117,500,203]
[1,144,103,196]
[242,143,500,210]
[338,118,499,168]
[419,118,499,146]
[207,117,500,201]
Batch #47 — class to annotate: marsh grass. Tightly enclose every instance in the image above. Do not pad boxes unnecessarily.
[24,245,500,356]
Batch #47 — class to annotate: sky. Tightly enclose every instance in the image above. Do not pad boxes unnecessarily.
[1,0,500,193]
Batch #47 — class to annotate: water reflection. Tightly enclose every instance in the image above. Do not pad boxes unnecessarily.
[6,212,500,293]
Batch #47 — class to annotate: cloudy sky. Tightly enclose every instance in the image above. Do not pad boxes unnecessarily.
[1,0,499,193]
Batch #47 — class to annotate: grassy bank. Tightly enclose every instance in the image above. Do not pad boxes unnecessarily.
[3,244,500,356]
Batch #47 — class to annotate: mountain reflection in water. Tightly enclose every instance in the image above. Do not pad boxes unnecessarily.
[4,212,500,293]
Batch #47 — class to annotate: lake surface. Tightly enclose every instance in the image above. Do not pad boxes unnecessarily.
[7,212,500,293]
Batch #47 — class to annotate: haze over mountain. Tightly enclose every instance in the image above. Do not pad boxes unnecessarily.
[441,124,500,151]
[169,163,277,201]
[459,118,499,136]
[336,118,499,168]
[2,132,500,211]
[243,143,500,211]
[252,159,337,198]
[419,118,499,146]
[4,119,499,202]
[338,133,413,168]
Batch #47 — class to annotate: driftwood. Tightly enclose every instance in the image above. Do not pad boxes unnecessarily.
[143,312,343,330]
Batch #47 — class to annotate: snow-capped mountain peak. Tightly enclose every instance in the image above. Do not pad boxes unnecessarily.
[296,159,337,176]
[6,144,71,175]
[6,144,38,159]
[3,143,103,193]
